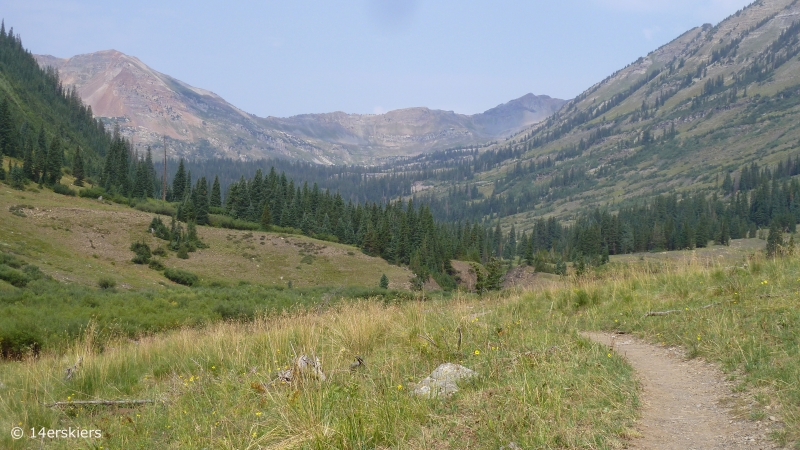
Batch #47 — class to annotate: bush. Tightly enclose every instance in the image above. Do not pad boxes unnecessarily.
[176,245,189,259]
[130,241,152,264]
[135,200,176,217]
[148,259,166,271]
[208,214,260,231]
[164,267,198,286]
[52,183,77,196]
[0,252,25,269]
[0,265,28,287]
[78,186,106,199]
[149,217,171,241]
[152,246,168,257]
[98,277,116,290]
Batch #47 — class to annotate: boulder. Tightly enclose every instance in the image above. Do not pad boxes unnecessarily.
[412,363,477,398]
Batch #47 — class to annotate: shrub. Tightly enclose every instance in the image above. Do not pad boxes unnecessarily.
[176,245,189,259]
[208,214,260,231]
[149,217,172,240]
[0,265,28,287]
[152,246,168,257]
[148,259,166,271]
[52,183,77,196]
[0,252,25,269]
[98,277,116,289]
[135,200,176,217]
[79,186,106,199]
[164,267,198,286]
[130,241,152,264]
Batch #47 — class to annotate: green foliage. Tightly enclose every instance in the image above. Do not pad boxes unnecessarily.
[766,222,783,258]
[176,245,189,260]
[0,264,28,287]
[148,259,165,271]
[149,216,172,240]
[164,267,198,286]
[78,186,106,199]
[130,241,152,264]
[97,277,116,290]
[208,214,260,231]
[51,183,76,196]
[379,273,389,289]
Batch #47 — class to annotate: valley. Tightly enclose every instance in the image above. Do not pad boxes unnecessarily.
[2,0,800,447]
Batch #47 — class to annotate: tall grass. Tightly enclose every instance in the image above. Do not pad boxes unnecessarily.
[0,295,637,449]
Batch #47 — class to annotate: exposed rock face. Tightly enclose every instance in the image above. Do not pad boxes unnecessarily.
[35,50,320,162]
[35,50,565,163]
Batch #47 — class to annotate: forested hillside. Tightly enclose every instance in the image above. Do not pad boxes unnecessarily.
[0,22,110,184]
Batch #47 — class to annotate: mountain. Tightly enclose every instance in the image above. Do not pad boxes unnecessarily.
[34,50,331,163]
[261,94,564,160]
[389,0,800,228]
[34,51,565,164]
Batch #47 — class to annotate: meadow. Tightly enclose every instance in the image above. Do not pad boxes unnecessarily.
[1,246,798,448]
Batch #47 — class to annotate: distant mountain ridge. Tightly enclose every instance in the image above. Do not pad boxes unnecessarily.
[34,51,565,164]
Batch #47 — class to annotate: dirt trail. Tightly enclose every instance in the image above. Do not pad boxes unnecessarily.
[584,332,779,449]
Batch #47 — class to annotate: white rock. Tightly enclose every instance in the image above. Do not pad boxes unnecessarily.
[413,363,477,398]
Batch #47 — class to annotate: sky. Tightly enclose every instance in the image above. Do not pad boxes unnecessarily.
[4,0,754,117]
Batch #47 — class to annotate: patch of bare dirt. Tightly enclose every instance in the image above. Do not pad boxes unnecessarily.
[450,260,476,291]
[501,265,563,290]
[584,332,781,449]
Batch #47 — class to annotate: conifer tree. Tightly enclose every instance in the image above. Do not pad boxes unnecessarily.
[210,175,222,208]
[379,273,389,289]
[72,146,85,186]
[194,177,210,225]
[172,159,187,201]
[46,135,63,185]
[33,127,47,183]
[22,137,33,180]
[260,203,272,230]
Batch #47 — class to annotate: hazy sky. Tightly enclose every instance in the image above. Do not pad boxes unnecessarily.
[4,0,753,117]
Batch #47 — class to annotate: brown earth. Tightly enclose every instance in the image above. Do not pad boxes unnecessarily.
[585,332,781,449]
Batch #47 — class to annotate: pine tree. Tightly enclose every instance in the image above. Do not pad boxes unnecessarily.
[194,177,210,225]
[379,273,389,289]
[260,203,272,230]
[72,146,85,186]
[22,137,33,180]
[766,222,782,257]
[46,135,63,185]
[172,159,187,201]
[33,127,47,183]
[210,175,222,208]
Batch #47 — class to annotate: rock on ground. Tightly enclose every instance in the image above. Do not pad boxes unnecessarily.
[413,363,477,398]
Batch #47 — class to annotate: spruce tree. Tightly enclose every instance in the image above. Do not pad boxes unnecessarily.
[172,159,187,201]
[22,138,33,180]
[33,127,47,183]
[72,146,85,186]
[766,222,782,257]
[210,175,222,208]
[46,135,63,185]
[260,203,272,230]
[194,177,210,225]
[379,273,389,289]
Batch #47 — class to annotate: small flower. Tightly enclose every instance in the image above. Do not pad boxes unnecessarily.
[256,411,262,416]
[607,353,612,358]
[211,366,216,370]
[397,384,403,390]
[697,335,701,341]
[474,349,480,355]
[252,432,257,437]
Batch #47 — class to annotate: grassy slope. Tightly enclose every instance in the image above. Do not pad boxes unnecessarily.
[1,236,798,448]
[0,170,411,291]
